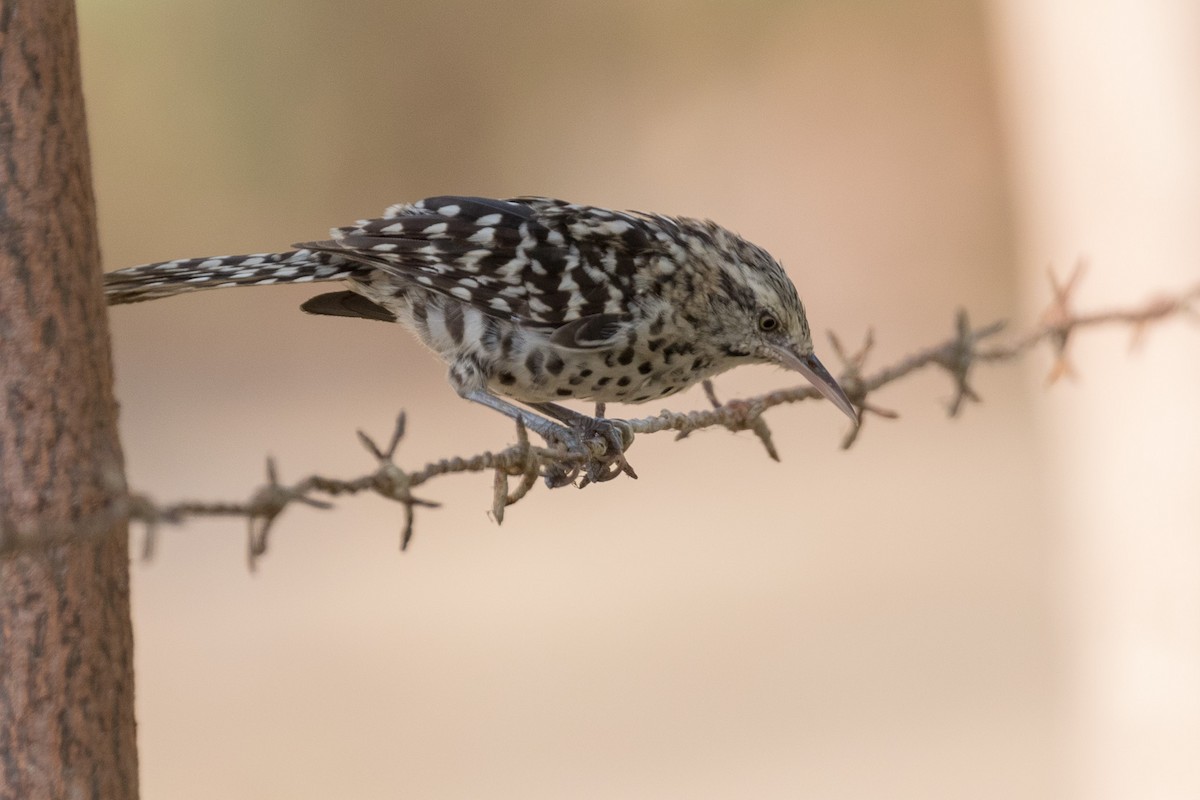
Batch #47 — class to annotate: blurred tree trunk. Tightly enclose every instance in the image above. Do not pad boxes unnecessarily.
[0,1,139,798]
[988,2,1200,798]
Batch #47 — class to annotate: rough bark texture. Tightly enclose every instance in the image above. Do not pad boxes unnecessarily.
[0,1,139,798]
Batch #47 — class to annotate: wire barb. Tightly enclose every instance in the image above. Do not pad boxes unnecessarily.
[827,328,899,449]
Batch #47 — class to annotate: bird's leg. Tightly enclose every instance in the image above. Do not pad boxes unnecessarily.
[461,390,577,447]
[464,392,631,486]
[527,402,634,454]
[462,391,635,487]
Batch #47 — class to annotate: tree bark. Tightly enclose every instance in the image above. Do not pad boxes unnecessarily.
[0,1,139,798]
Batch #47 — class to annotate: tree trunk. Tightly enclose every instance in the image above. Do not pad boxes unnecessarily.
[988,2,1200,797]
[0,1,139,798]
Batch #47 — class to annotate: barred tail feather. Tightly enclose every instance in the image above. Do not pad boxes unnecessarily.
[103,249,365,305]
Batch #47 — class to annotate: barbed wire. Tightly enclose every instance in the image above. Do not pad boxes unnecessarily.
[127,265,1200,565]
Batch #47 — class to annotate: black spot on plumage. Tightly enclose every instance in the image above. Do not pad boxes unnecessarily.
[480,315,501,350]
[672,346,692,363]
[638,361,653,375]
[617,347,634,366]
[555,388,573,397]
[622,225,651,255]
[443,302,465,343]
[525,349,544,377]
[545,354,565,376]
[498,371,517,386]
[617,376,631,387]
[663,342,693,358]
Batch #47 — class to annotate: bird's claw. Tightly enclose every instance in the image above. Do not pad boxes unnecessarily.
[541,416,637,488]
[581,416,634,455]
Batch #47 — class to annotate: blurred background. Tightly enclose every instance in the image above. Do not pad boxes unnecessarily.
[77,1,1198,798]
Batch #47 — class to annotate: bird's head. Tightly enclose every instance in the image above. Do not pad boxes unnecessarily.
[696,224,859,426]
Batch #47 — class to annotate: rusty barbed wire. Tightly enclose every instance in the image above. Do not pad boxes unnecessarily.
[127,267,1200,563]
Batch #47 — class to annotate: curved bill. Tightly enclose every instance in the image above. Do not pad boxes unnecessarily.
[772,346,859,426]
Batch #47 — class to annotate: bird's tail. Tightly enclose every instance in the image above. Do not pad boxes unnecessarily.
[104,249,367,305]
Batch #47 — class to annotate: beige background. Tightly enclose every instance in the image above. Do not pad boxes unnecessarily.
[76,1,1196,798]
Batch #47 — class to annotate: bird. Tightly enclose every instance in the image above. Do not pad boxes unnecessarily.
[105,195,858,458]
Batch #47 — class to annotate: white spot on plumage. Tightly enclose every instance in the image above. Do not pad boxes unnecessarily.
[475,213,502,226]
[372,243,398,252]
[381,222,407,233]
[462,307,486,348]
[468,227,496,244]
[425,307,452,351]
[439,204,461,217]
[458,249,490,272]
[603,284,624,314]
[496,257,528,279]
[449,286,472,301]
[583,262,607,284]
[423,222,448,236]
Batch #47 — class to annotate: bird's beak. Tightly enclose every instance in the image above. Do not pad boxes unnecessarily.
[772,346,859,426]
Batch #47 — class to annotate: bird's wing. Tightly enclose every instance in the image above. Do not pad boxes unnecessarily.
[297,196,662,336]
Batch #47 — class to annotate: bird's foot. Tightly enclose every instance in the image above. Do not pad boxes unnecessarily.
[541,416,637,488]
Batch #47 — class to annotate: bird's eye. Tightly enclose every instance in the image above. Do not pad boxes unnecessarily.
[758,313,779,332]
